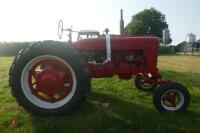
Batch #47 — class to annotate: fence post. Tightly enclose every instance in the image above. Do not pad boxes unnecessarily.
[199,48,200,56]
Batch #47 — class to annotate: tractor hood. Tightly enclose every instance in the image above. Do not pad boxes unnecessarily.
[72,35,160,51]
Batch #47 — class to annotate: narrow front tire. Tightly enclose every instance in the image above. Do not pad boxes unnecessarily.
[153,82,190,112]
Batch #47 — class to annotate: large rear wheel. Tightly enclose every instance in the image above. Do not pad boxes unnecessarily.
[9,41,90,115]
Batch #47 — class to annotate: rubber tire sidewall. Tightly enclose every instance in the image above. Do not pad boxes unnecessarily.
[9,41,90,116]
[153,82,190,112]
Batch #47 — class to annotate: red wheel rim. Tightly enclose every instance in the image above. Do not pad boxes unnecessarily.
[138,74,153,89]
[160,89,185,111]
[28,59,73,103]
[162,91,180,107]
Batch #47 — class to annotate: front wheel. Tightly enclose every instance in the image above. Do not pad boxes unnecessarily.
[153,82,190,112]
[9,41,91,116]
[135,74,157,92]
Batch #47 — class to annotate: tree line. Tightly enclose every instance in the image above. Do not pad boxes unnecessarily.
[0,42,32,56]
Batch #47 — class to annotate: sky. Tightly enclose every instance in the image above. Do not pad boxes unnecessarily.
[0,0,200,45]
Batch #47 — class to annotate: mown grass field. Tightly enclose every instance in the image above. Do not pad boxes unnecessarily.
[0,55,200,133]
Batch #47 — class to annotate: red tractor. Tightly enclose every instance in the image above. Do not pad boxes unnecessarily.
[9,20,190,115]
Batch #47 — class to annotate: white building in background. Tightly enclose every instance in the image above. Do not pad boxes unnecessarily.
[162,28,170,45]
[186,33,196,43]
[185,33,197,54]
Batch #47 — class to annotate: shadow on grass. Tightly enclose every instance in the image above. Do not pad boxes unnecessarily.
[31,91,200,133]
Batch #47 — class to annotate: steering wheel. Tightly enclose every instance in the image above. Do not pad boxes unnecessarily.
[58,20,79,41]
[58,20,64,39]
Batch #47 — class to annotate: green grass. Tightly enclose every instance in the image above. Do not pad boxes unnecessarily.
[0,56,200,133]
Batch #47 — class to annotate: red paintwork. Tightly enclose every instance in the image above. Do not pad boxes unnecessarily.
[72,35,168,85]
[162,91,180,107]
[72,35,167,85]
[28,60,73,103]
[74,36,158,51]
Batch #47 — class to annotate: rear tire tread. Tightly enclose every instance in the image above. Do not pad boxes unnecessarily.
[9,40,91,116]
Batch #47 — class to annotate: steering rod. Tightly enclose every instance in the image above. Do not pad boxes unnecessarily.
[58,20,79,41]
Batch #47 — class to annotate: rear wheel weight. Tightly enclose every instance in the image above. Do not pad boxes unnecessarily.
[9,41,91,115]
[153,82,190,112]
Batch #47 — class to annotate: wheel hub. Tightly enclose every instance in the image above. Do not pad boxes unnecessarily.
[36,70,63,94]
[28,60,73,103]
[139,75,153,89]
[162,91,180,107]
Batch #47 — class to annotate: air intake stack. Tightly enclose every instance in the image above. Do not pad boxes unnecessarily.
[120,9,124,35]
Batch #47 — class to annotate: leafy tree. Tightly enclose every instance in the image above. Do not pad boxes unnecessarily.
[125,7,172,45]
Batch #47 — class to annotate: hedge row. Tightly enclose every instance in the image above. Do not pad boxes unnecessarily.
[0,42,32,56]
